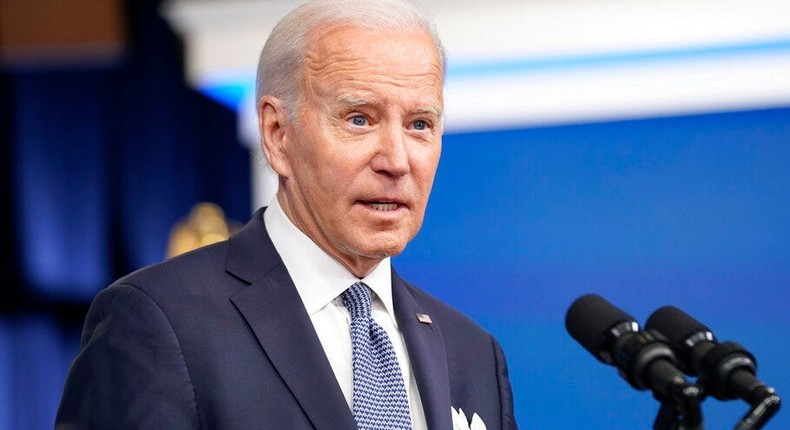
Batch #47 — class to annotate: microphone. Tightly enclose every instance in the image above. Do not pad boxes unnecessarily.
[646,306,781,429]
[565,295,702,407]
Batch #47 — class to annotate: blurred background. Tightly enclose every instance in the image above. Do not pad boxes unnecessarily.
[1,0,789,428]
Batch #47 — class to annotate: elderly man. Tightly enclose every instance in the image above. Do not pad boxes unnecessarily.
[56,1,518,429]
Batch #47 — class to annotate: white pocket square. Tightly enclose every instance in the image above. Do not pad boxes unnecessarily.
[451,406,487,430]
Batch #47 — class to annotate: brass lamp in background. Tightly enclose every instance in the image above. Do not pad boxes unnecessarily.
[166,203,240,258]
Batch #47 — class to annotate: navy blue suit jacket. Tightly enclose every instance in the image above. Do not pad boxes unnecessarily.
[56,208,518,429]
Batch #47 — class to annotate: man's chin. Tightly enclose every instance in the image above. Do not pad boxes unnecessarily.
[363,231,413,257]
[336,228,417,265]
[348,241,408,263]
[359,244,405,260]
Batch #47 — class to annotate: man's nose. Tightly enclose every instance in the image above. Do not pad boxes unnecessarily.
[370,124,410,177]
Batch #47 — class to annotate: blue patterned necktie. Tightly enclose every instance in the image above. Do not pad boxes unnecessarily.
[343,282,412,430]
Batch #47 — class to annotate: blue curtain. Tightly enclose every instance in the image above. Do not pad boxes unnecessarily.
[1,0,250,428]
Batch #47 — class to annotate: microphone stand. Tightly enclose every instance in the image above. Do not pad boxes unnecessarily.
[652,379,705,430]
[650,375,781,430]
[733,386,781,430]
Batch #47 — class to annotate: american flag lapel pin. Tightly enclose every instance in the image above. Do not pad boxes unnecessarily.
[416,313,432,324]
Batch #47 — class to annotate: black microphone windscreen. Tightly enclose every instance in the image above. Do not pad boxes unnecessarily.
[645,306,712,348]
[565,294,637,358]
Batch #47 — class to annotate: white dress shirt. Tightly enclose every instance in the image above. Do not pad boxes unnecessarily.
[264,197,427,430]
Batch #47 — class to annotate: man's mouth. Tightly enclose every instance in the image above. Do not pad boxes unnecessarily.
[362,201,401,211]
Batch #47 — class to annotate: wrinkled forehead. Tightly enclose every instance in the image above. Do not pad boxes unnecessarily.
[304,22,444,75]
[307,25,442,76]
[301,25,444,109]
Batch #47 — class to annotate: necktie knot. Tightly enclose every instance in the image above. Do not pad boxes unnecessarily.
[343,281,372,321]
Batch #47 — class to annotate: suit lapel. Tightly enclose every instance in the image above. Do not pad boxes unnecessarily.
[392,272,453,430]
[226,209,356,430]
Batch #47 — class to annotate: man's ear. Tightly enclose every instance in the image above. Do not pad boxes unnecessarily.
[259,96,292,178]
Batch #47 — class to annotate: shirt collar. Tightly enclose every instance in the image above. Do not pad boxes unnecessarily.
[263,197,398,328]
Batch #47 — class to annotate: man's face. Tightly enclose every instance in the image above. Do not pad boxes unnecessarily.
[264,25,443,277]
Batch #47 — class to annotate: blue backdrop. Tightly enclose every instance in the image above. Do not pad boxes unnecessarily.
[396,108,790,429]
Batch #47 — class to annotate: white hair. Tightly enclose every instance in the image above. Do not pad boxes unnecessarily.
[255,0,447,120]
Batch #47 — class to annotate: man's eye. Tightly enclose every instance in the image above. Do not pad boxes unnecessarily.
[350,115,368,126]
[412,119,429,131]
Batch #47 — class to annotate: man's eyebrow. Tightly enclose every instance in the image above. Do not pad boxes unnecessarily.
[412,105,443,118]
[336,95,382,107]
[336,95,443,118]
